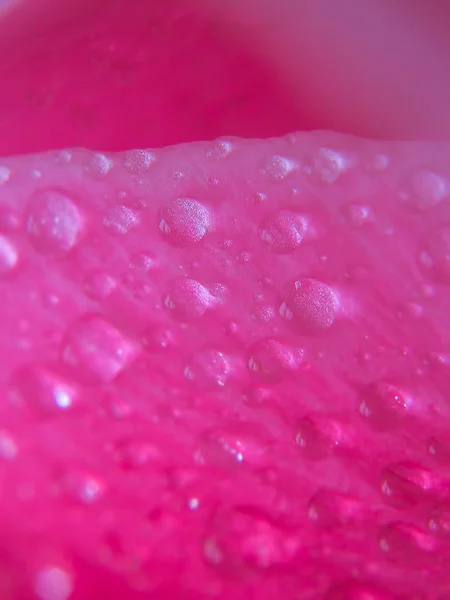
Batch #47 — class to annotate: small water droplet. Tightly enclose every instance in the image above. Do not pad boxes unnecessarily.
[34,566,73,600]
[61,315,138,384]
[85,153,113,177]
[0,236,18,274]
[420,226,450,284]
[359,382,412,429]
[259,210,308,253]
[261,155,299,182]
[428,502,450,538]
[10,364,78,414]
[248,338,304,383]
[25,189,83,255]
[280,277,339,335]
[103,205,140,235]
[164,278,212,320]
[198,422,271,467]
[184,349,230,388]
[123,149,154,174]
[158,198,211,246]
[400,168,448,211]
[84,271,117,301]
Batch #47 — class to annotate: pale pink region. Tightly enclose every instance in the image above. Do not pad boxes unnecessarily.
[0,134,447,598]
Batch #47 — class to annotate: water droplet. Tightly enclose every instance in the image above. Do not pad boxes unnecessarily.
[427,434,450,463]
[25,189,83,255]
[400,168,448,211]
[61,316,138,384]
[123,149,154,174]
[142,325,174,352]
[10,364,78,414]
[371,153,390,172]
[359,382,412,429]
[206,139,234,159]
[129,251,156,272]
[84,271,117,301]
[248,338,304,383]
[158,198,211,246]
[164,278,212,320]
[420,226,450,284]
[85,153,113,177]
[103,205,140,235]
[114,438,162,469]
[259,210,308,253]
[295,415,345,459]
[380,461,439,509]
[0,165,10,184]
[0,236,18,274]
[307,489,363,527]
[59,467,105,504]
[198,422,271,467]
[428,502,450,538]
[204,506,300,569]
[0,206,20,232]
[34,566,73,600]
[184,349,230,388]
[379,521,437,555]
[0,430,17,460]
[325,580,394,600]
[261,155,298,182]
[309,147,352,183]
[342,203,374,227]
[280,277,339,334]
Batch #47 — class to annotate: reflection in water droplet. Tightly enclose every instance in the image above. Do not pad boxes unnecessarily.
[25,189,83,255]
[158,198,211,246]
[61,316,138,384]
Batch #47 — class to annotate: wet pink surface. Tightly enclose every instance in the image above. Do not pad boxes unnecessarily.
[0,1,450,599]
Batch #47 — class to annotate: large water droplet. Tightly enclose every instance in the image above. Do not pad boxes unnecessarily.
[280,277,339,334]
[428,502,450,538]
[0,235,18,274]
[420,226,450,284]
[158,198,211,246]
[164,278,212,320]
[61,316,138,384]
[25,189,83,255]
[400,168,448,211]
[378,521,437,556]
[259,210,307,253]
[103,205,140,235]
